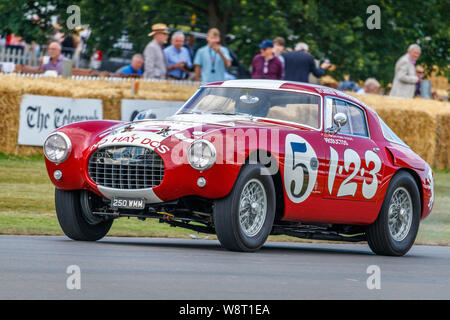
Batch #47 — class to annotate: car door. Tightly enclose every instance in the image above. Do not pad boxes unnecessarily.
[276,91,327,222]
[321,97,385,224]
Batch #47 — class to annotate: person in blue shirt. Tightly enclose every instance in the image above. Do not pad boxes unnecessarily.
[194,28,232,83]
[164,32,192,80]
[121,54,144,75]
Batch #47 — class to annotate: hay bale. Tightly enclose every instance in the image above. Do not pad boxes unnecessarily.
[436,111,450,170]
[355,93,450,169]
[0,80,23,154]
[0,75,198,156]
[0,74,448,168]
[429,67,449,92]
[319,75,338,89]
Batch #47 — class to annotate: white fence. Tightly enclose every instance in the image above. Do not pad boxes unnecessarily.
[0,46,43,66]
[0,45,75,68]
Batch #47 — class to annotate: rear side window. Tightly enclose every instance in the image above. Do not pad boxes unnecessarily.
[378,116,409,147]
[331,99,368,137]
[348,105,368,137]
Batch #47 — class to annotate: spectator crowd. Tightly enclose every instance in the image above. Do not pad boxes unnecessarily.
[0,22,444,100]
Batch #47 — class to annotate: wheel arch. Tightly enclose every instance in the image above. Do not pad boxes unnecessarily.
[244,149,285,222]
[391,168,423,218]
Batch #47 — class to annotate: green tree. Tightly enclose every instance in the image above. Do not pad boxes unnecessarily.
[0,0,62,44]
[1,0,448,84]
[136,0,448,84]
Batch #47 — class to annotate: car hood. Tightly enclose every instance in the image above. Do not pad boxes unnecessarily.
[92,113,312,151]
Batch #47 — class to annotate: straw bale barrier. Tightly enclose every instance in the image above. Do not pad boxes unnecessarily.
[429,67,449,99]
[436,110,450,169]
[0,75,197,156]
[354,94,449,169]
[0,74,449,168]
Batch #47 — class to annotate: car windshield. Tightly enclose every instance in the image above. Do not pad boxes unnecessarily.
[177,87,321,129]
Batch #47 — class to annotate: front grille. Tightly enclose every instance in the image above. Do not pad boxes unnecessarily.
[88,146,164,189]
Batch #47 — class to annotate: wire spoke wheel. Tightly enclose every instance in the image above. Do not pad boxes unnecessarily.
[238,179,267,237]
[214,164,275,252]
[387,187,413,242]
[366,171,421,256]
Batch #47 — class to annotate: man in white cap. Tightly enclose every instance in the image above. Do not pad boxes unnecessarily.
[143,23,169,79]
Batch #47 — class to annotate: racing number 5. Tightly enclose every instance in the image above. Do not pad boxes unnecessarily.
[284,134,318,204]
[289,142,309,199]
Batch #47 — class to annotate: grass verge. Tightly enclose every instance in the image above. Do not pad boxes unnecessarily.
[0,154,448,245]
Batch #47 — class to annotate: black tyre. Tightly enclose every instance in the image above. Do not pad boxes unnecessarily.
[214,164,276,252]
[366,171,421,256]
[55,188,113,241]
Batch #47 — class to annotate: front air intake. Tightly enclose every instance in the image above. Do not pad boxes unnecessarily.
[88,146,164,189]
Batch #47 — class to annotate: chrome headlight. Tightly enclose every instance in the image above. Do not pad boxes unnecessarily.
[43,132,72,163]
[188,139,216,171]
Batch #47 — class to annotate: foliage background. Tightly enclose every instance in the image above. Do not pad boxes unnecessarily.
[0,0,448,85]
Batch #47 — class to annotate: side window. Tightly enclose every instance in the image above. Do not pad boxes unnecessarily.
[266,93,320,129]
[331,99,368,137]
[332,99,351,134]
[348,104,368,137]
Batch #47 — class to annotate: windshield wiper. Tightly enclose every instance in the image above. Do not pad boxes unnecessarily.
[179,111,204,115]
[210,111,250,116]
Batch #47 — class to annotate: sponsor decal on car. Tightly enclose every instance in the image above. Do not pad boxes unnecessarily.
[91,132,171,154]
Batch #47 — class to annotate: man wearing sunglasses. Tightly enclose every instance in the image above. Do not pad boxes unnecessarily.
[251,39,283,80]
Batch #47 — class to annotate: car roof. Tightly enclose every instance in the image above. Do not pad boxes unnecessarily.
[204,79,372,112]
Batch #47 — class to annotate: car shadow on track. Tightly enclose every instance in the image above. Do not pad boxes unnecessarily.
[54,236,428,258]
[261,243,374,256]
[82,237,378,256]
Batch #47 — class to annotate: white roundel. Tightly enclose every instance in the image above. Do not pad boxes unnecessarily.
[284,134,318,203]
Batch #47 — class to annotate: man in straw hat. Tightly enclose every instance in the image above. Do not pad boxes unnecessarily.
[143,23,169,79]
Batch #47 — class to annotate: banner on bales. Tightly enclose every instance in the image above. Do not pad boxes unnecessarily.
[121,99,184,122]
[18,94,103,146]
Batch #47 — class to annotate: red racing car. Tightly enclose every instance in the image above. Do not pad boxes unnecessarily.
[43,80,434,256]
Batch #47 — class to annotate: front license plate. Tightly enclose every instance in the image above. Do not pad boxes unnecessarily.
[111,197,145,210]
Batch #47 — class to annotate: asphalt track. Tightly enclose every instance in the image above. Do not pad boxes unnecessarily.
[0,235,449,299]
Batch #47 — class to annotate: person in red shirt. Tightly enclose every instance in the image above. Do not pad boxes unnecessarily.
[251,39,283,80]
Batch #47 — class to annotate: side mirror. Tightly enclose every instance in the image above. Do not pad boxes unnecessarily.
[133,109,157,121]
[333,112,348,127]
[326,112,348,134]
